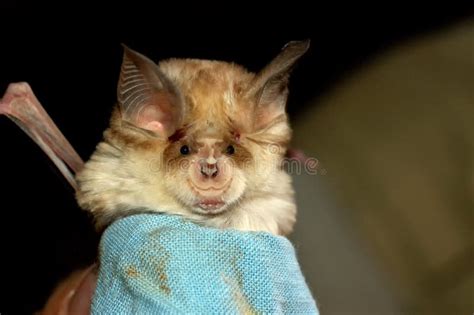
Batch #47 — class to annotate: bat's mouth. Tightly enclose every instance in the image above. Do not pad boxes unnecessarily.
[196,199,226,212]
[187,178,235,215]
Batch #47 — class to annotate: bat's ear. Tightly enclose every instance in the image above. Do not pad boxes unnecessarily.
[247,40,310,130]
[118,45,183,137]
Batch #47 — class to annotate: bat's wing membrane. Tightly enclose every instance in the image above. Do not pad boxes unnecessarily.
[0,82,83,189]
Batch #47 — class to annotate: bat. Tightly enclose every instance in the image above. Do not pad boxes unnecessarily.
[1,40,309,236]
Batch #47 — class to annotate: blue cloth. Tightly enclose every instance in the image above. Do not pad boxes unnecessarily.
[92,214,318,314]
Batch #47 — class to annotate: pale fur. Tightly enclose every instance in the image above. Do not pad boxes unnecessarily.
[77,55,298,235]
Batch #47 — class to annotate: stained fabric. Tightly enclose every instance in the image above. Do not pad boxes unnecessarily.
[92,214,318,314]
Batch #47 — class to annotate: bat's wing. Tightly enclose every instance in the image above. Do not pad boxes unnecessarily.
[0,82,84,189]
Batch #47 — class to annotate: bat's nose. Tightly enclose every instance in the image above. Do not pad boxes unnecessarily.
[197,145,220,178]
[200,162,219,178]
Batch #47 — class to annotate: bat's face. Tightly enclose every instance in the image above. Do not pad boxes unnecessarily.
[160,118,249,216]
[77,42,309,234]
[156,59,284,216]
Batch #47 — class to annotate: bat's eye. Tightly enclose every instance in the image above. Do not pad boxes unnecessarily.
[226,145,235,155]
[180,145,190,155]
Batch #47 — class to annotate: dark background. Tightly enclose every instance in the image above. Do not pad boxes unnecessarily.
[0,3,472,314]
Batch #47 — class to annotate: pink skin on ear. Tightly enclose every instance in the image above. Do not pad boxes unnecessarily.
[137,105,165,133]
[143,121,165,133]
[133,92,179,136]
[118,45,184,138]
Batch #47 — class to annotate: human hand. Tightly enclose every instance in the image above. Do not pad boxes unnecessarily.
[40,265,97,315]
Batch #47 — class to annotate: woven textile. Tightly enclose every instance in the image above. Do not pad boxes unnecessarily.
[92,214,318,314]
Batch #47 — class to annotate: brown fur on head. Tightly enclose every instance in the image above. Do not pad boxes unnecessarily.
[76,41,309,235]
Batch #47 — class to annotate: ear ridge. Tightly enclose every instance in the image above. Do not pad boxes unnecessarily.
[118,47,153,120]
[117,45,183,136]
[256,40,310,92]
[248,40,310,130]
